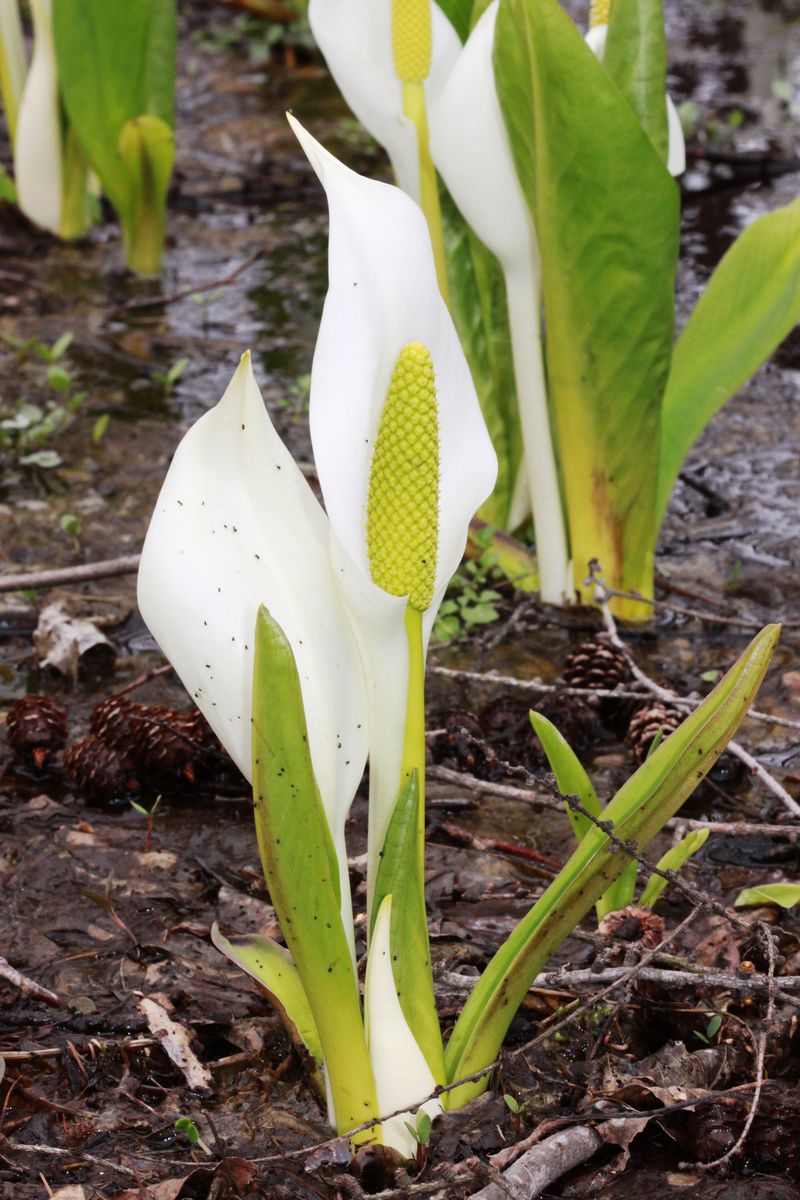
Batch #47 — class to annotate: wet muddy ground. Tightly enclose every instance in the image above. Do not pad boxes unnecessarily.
[1,0,799,1196]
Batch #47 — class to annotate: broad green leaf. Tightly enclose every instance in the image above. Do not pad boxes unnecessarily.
[52,0,175,261]
[210,923,323,1068]
[530,709,635,918]
[638,826,709,909]
[371,771,446,1086]
[495,0,679,610]
[442,190,522,528]
[434,0,475,41]
[117,115,175,275]
[657,198,800,524]
[529,711,600,843]
[604,0,668,163]
[735,882,800,910]
[445,624,778,1106]
[251,605,379,1139]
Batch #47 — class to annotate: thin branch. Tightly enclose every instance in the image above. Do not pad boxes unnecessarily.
[682,923,778,1168]
[110,249,265,314]
[428,766,799,840]
[0,956,70,1009]
[427,663,800,734]
[0,555,141,594]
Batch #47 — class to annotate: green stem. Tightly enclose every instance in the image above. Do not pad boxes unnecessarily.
[402,81,451,309]
[400,603,427,862]
[59,123,89,241]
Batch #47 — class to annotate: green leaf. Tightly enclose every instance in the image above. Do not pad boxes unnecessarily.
[174,1117,200,1145]
[52,0,176,270]
[706,1014,722,1038]
[495,0,679,608]
[371,771,446,1085]
[530,710,634,918]
[529,711,600,844]
[638,826,709,909]
[604,0,669,163]
[117,115,175,275]
[445,624,778,1107]
[735,882,800,909]
[434,0,474,41]
[210,923,323,1069]
[442,190,522,528]
[657,198,800,524]
[251,605,378,1138]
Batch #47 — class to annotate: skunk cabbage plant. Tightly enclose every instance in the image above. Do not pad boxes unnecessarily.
[311,0,800,617]
[4,0,90,238]
[52,0,176,275]
[139,120,780,1159]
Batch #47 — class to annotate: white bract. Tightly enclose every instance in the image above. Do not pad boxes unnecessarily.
[427,1,572,603]
[137,351,369,945]
[585,21,686,177]
[14,0,62,233]
[365,897,441,1157]
[307,0,460,202]
[291,115,497,900]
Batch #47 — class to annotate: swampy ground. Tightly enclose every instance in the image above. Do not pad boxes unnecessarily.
[1,1,800,1197]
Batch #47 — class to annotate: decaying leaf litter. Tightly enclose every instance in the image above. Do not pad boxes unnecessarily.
[1,0,800,1196]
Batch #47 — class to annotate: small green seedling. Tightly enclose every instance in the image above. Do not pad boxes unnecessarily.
[503,1092,528,1134]
[60,513,81,540]
[433,559,502,642]
[130,795,161,853]
[152,357,189,397]
[174,1116,211,1155]
[694,1014,723,1045]
[403,1110,432,1171]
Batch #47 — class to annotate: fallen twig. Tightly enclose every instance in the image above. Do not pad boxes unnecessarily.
[467,1125,603,1200]
[0,956,70,1009]
[0,555,141,594]
[110,249,265,314]
[427,663,800,734]
[428,766,799,839]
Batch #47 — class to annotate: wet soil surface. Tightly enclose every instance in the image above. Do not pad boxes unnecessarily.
[1,0,800,1196]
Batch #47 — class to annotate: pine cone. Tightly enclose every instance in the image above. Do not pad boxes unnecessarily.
[134,705,219,791]
[89,696,144,758]
[562,635,631,692]
[681,1089,800,1170]
[5,695,68,771]
[63,735,141,802]
[626,701,683,763]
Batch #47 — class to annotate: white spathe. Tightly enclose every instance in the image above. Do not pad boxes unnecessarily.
[307,0,460,202]
[585,21,686,177]
[365,897,441,1156]
[14,0,62,234]
[289,114,497,898]
[427,1,572,605]
[136,352,369,942]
